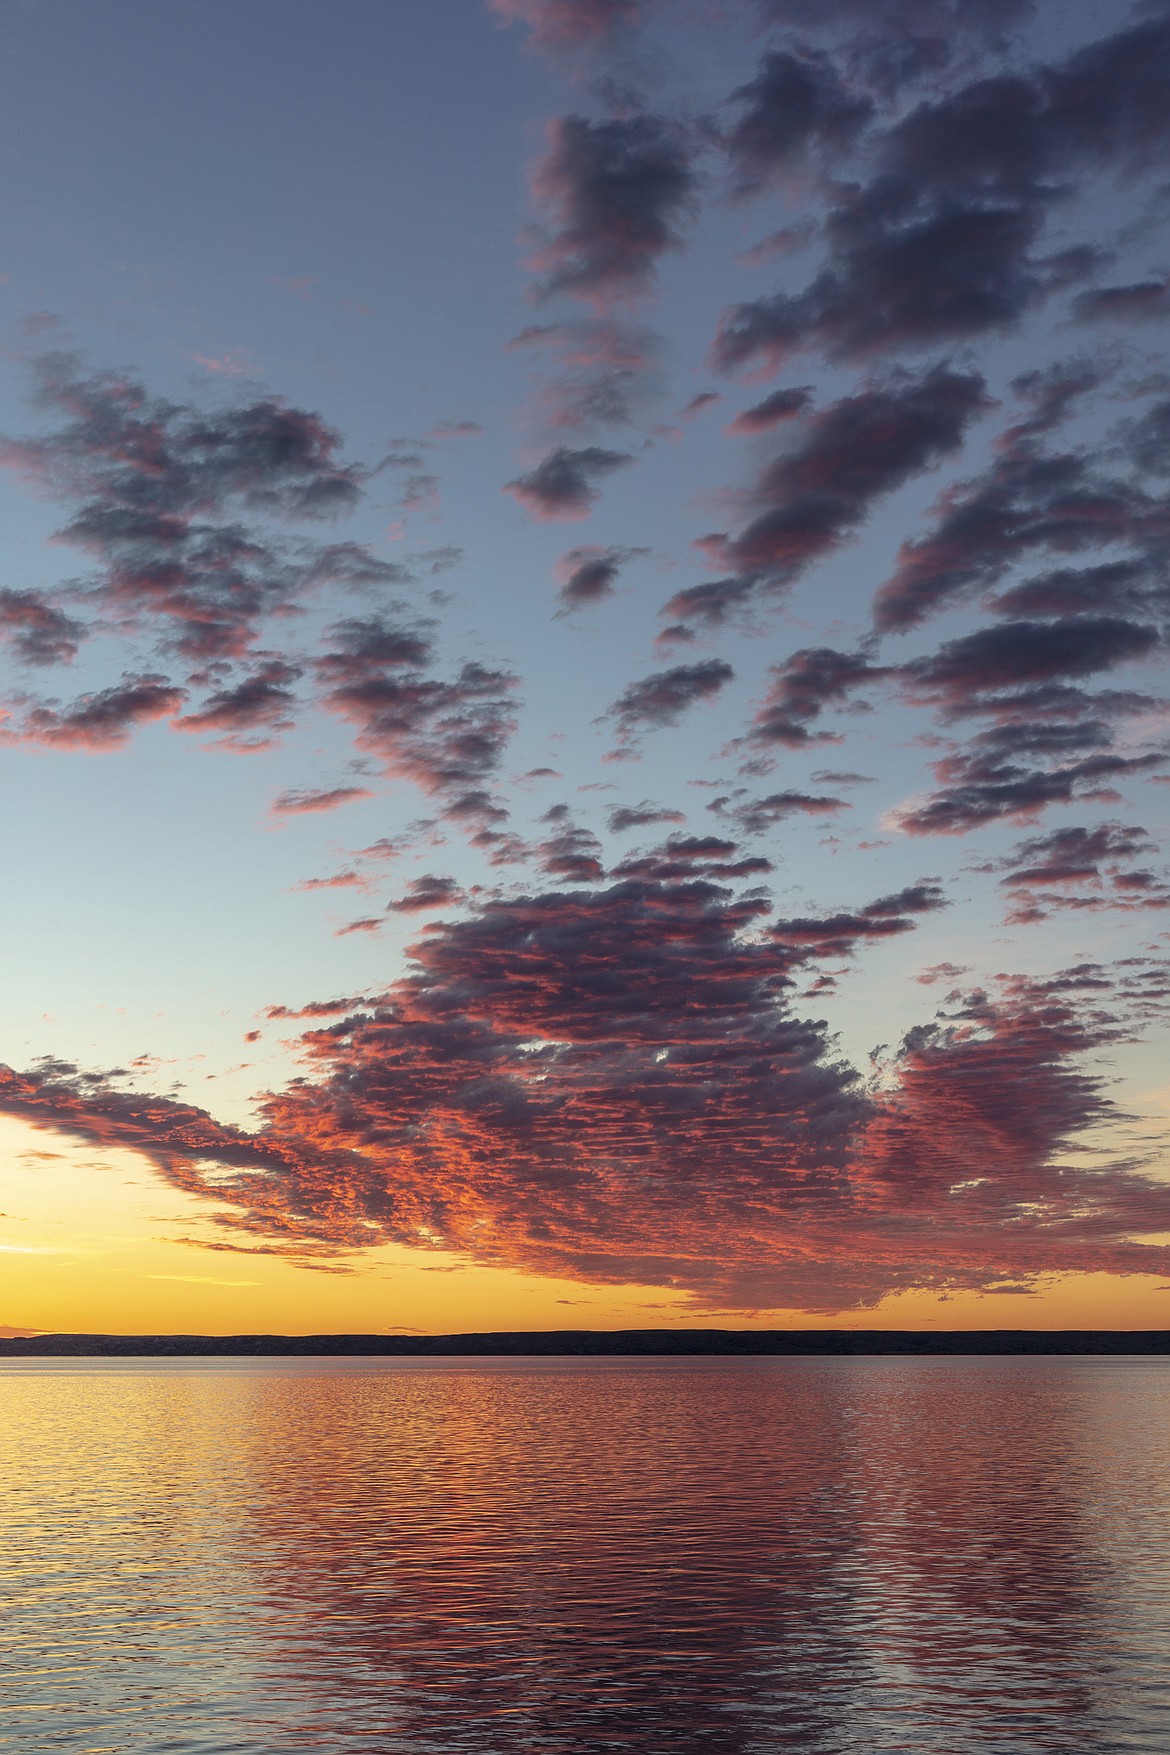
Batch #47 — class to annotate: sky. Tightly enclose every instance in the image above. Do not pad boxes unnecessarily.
[2,0,1170,1336]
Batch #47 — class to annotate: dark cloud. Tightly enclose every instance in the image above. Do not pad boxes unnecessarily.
[916,961,970,985]
[3,675,184,751]
[989,562,1155,622]
[899,618,1161,714]
[872,365,1158,633]
[0,590,86,667]
[0,353,448,782]
[714,18,1170,372]
[302,542,411,591]
[506,445,632,520]
[6,351,364,517]
[680,392,721,419]
[305,611,517,826]
[1046,17,1170,168]
[264,997,376,1022]
[555,543,648,609]
[714,789,848,835]
[609,833,771,883]
[505,307,658,572]
[529,114,697,307]
[608,658,735,738]
[538,820,606,882]
[766,883,946,954]
[741,601,1165,838]
[892,749,1165,837]
[1071,278,1170,324]
[317,638,518,828]
[849,968,1169,1269]
[0,874,873,1306]
[881,614,1165,834]
[744,646,880,749]
[607,801,686,833]
[1000,822,1154,887]
[992,822,1170,923]
[726,386,813,436]
[387,875,465,914]
[1125,397,1170,476]
[724,49,873,196]
[0,353,370,662]
[670,368,987,629]
[757,0,1032,37]
[224,610,515,835]
[313,615,436,682]
[173,659,301,746]
[658,577,757,633]
[713,204,1046,374]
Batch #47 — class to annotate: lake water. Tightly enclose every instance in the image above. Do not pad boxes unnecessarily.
[2,1356,1169,1753]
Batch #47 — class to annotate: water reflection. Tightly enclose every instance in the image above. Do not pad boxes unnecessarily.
[2,1358,1168,1752]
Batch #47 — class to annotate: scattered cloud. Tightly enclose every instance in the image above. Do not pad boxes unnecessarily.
[714,17,1170,371]
[528,113,698,308]
[270,785,374,816]
[724,48,873,196]
[0,590,86,667]
[555,543,648,609]
[607,801,686,833]
[2,675,185,751]
[506,445,633,519]
[608,658,735,740]
[666,367,988,629]
[387,874,465,913]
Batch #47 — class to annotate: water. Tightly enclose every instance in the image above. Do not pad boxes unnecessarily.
[2,1357,1169,1754]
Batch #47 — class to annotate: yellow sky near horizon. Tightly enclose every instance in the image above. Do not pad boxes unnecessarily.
[4,1115,1170,1336]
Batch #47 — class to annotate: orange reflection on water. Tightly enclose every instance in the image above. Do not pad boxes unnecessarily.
[2,1357,1170,1752]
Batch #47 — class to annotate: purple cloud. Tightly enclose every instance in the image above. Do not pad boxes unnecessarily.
[555,543,648,608]
[667,367,987,629]
[529,114,698,308]
[608,659,735,738]
[506,445,632,520]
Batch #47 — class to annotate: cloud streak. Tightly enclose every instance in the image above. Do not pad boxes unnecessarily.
[608,659,735,742]
[666,367,988,629]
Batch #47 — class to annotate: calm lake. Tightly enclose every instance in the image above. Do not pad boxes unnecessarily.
[2,1356,1168,1752]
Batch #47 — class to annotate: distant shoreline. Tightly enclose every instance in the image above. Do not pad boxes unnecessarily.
[2,1329,1170,1357]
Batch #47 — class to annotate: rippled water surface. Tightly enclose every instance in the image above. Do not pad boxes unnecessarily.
[3,1356,1170,1752]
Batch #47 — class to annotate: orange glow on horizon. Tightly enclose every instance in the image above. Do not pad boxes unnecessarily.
[3,1117,1168,1338]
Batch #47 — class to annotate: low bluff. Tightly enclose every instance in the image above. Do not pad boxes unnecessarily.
[2,1329,1169,1356]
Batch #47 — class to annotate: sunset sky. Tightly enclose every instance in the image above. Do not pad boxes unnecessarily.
[3,0,1170,1335]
